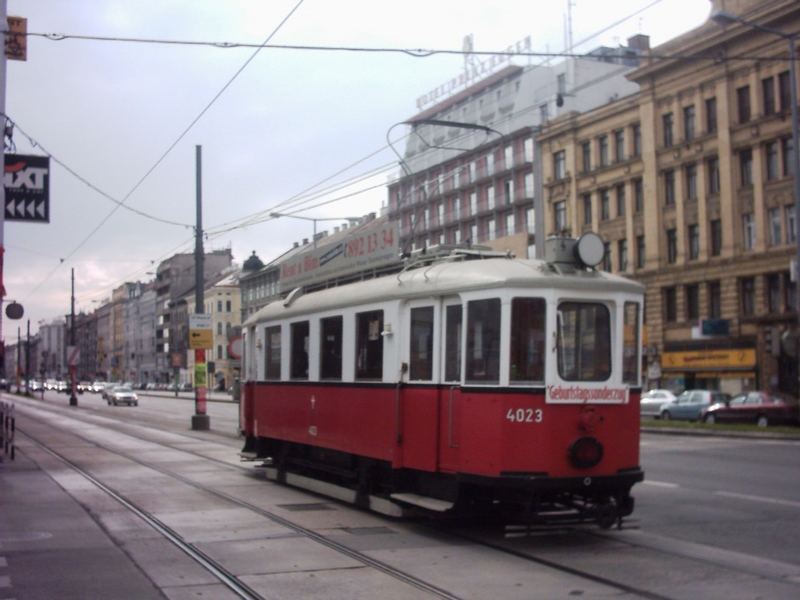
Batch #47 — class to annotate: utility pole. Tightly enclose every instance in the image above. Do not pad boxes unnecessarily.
[191,145,209,430]
[69,268,77,406]
[24,318,28,395]
[1,0,8,370]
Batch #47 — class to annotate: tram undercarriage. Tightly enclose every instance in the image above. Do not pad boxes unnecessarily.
[241,435,642,528]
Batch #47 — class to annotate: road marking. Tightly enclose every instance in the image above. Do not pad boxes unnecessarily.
[642,480,679,488]
[0,574,10,588]
[714,490,800,509]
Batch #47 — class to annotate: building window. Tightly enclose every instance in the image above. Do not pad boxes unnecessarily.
[766,141,779,181]
[524,137,533,162]
[486,153,495,176]
[554,200,566,232]
[582,193,592,225]
[741,277,755,316]
[686,284,699,320]
[470,192,477,215]
[688,224,699,260]
[487,186,495,210]
[706,97,717,134]
[743,213,756,250]
[600,189,610,220]
[504,145,513,170]
[784,271,796,312]
[662,113,674,147]
[539,103,549,121]
[667,228,677,264]
[768,207,782,246]
[767,273,781,313]
[356,310,384,380]
[636,235,645,269]
[632,123,641,157]
[553,150,566,179]
[779,70,791,112]
[707,156,720,194]
[602,242,612,272]
[614,129,625,162]
[505,211,515,235]
[663,287,677,322]
[581,141,591,173]
[598,135,609,167]
[217,322,222,335]
[509,298,546,383]
[683,105,695,141]
[618,239,628,272]
[685,163,697,201]
[664,169,675,206]
[710,219,722,256]
[466,298,501,384]
[320,316,343,380]
[739,148,753,186]
[762,76,775,116]
[709,281,722,318]
[737,85,751,123]
[217,345,223,360]
[487,217,496,240]
[787,205,796,244]
[409,307,434,381]
[782,137,794,176]
[634,178,644,213]
[525,172,534,197]
[503,178,514,204]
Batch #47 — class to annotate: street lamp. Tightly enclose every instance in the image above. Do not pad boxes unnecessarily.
[711,9,800,389]
[269,212,360,248]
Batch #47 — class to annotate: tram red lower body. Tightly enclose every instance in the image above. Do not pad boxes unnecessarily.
[241,381,641,480]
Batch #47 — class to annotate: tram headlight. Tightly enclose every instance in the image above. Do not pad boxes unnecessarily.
[569,436,604,469]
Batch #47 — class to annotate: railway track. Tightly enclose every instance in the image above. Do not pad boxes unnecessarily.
[9,396,799,599]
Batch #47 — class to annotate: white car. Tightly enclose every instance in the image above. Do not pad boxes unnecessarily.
[640,389,677,418]
[107,386,138,407]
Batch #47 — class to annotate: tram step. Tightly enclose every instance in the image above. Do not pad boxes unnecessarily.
[239,451,259,461]
[390,493,454,512]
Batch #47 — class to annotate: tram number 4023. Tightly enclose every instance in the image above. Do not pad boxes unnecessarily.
[505,408,543,423]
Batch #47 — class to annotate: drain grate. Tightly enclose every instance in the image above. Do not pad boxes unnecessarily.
[341,526,396,536]
[277,502,335,512]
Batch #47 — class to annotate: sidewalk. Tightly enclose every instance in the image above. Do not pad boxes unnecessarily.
[0,444,163,599]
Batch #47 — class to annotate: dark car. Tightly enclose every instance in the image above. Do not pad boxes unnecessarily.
[701,391,799,427]
[658,389,729,421]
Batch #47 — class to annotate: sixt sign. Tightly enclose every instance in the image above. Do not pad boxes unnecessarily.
[4,154,50,223]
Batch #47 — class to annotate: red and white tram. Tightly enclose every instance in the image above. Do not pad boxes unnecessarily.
[240,235,645,526]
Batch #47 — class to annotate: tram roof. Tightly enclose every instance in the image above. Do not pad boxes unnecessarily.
[244,256,644,326]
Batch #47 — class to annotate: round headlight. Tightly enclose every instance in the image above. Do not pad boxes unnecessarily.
[569,436,604,469]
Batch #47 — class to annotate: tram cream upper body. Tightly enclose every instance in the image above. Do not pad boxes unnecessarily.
[245,257,643,325]
[243,256,644,400]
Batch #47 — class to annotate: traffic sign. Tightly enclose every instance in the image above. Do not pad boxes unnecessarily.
[66,345,80,368]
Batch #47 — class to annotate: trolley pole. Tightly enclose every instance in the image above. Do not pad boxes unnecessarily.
[191,145,209,431]
[69,268,77,406]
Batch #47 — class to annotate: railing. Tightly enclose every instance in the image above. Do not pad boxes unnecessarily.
[0,401,15,462]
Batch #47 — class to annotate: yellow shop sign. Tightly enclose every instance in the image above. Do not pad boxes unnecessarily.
[662,348,756,370]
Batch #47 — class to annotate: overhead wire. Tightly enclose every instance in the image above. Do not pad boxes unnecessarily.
[19,0,307,301]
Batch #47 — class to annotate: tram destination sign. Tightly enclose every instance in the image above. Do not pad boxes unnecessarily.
[4,154,50,223]
[280,220,400,291]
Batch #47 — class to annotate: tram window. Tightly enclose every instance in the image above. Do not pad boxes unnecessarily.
[557,303,611,381]
[466,298,501,384]
[265,325,281,380]
[623,302,640,384]
[510,298,546,383]
[320,316,343,380]
[410,307,434,381]
[356,310,384,380]
[444,304,463,382]
[290,321,310,380]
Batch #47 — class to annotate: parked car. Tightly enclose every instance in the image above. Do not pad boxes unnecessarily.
[640,389,677,418]
[701,391,799,427]
[658,389,729,421]
[107,386,138,407]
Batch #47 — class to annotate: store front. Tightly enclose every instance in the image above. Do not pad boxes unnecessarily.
[661,347,756,395]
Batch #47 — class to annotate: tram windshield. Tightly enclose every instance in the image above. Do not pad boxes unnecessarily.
[556,302,611,381]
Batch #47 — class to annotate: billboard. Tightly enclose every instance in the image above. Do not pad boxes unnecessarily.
[4,154,50,223]
[279,220,400,291]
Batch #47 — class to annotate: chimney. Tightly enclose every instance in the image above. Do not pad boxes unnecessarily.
[627,34,650,52]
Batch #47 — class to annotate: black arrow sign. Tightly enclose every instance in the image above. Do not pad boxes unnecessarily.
[4,154,50,223]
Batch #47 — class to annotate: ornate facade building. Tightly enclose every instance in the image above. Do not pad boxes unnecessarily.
[539,0,799,394]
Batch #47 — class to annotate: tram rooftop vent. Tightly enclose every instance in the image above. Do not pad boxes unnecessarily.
[544,233,605,271]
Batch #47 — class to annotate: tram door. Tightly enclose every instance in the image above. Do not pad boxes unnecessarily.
[438,300,463,472]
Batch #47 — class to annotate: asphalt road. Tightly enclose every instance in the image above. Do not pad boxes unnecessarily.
[639,433,800,564]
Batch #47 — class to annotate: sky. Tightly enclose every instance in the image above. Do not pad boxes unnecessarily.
[2,0,712,335]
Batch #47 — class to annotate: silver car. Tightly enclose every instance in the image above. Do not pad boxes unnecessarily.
[658,390,729,421]
[108,386,138,407]
[640,389,677,418]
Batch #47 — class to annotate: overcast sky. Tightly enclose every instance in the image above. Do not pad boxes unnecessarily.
[2,0,711,335]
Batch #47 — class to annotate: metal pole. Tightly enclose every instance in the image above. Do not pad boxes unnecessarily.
[69,268,77,405]
[24,318,29,395]
[788,37,800,396]
[0,0,8,371]
[313,219,317,248]
[191,145,209,430]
